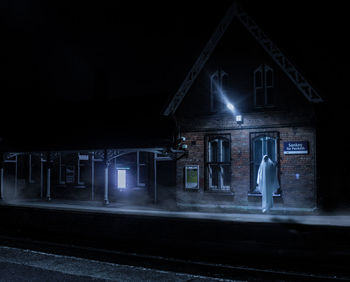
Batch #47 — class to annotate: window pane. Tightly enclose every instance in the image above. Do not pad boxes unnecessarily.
[255,71,262,87]
[267,138,277,162]
[266,69,273,87]
[222,140,230,162]
[211,165,219,187]
[223,165,231,187]
[253,138,263,190]
[255,88,264,106]
[209,141,218,162]
[254,138,263,164]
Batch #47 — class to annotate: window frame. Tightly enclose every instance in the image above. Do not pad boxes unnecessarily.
[254,64,274,108]
[205,134,232,192]
[249,131,281,195]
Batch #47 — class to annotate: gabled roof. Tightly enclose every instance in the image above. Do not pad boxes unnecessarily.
[163,1,323,116]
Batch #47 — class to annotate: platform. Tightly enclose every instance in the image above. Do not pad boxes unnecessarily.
[1,199,350,227]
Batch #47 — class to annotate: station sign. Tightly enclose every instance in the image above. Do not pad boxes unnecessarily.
[283,141,309,155]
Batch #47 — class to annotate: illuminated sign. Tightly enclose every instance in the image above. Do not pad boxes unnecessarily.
[117,169,127,189]
[283,141,309,155]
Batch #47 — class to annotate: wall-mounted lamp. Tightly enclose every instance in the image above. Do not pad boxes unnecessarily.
[235,114,243,124]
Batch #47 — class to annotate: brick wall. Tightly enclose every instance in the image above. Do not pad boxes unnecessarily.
[176,110,317,209]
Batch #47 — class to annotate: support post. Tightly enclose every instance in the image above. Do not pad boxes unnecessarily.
[46,152,51,201]
[40,153,44,199]
[0,152,4,200]
[91,153,95,201]
[14,155,18,198]
[154,153,157,204]
[29,153,33,184]
[104,149,109,205]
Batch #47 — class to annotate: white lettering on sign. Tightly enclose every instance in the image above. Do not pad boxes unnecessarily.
[283,141,309,155]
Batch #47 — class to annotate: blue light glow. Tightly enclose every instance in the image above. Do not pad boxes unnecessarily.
[226,103,234,111]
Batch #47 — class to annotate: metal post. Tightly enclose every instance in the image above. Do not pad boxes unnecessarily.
[40,153,44,199]
[29,153,33,184]
[77,153,81,185]
[47,167,51,201]
[14,155,18,198]
[0,153,4,200]
[0,167,4,200]
[114,157,117,187]
[104,165,109,205]
[46,152,51,201]
[91,153,95,201]
[59,153,63,184]
[104,149,109,205]
[137,150,140,186]
[154,153,157,204]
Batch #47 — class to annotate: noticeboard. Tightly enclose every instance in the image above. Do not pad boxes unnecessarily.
[185,165,199,189]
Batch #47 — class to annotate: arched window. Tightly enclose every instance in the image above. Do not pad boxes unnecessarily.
[210,68,228,112]
[206,134,231,191]
[254,64,274,107]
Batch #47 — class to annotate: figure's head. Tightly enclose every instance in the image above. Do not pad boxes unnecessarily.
[263,155,268,162]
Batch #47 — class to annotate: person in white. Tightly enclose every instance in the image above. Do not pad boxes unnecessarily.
[256,155,280,213]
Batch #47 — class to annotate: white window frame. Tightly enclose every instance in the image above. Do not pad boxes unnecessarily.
[207,137,231,191]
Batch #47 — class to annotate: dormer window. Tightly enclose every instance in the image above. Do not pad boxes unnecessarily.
[254,64,274,107]
[210,68,228,112]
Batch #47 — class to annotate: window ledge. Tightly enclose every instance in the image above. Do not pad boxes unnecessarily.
[184,187,200,192]
[205,190,234,196]
[248,193,281,197]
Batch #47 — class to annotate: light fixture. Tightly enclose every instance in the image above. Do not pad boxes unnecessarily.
[236,114,243,124]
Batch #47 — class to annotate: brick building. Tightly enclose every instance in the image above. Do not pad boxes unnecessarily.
[0,3,326,212]
[163,3,323,211]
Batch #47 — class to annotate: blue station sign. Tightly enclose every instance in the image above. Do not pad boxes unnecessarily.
[283,141,309,155]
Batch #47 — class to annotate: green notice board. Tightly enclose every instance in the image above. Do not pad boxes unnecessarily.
[185,165,199,189]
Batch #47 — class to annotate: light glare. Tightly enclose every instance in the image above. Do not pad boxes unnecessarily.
[226,103,234,111]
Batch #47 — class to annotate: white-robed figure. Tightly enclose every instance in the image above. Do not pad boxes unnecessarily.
[256,155,280,213]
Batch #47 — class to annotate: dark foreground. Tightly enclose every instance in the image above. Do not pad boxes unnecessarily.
[0,204,349,281]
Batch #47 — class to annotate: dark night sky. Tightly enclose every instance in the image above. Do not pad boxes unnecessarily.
[0,0,347,147]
